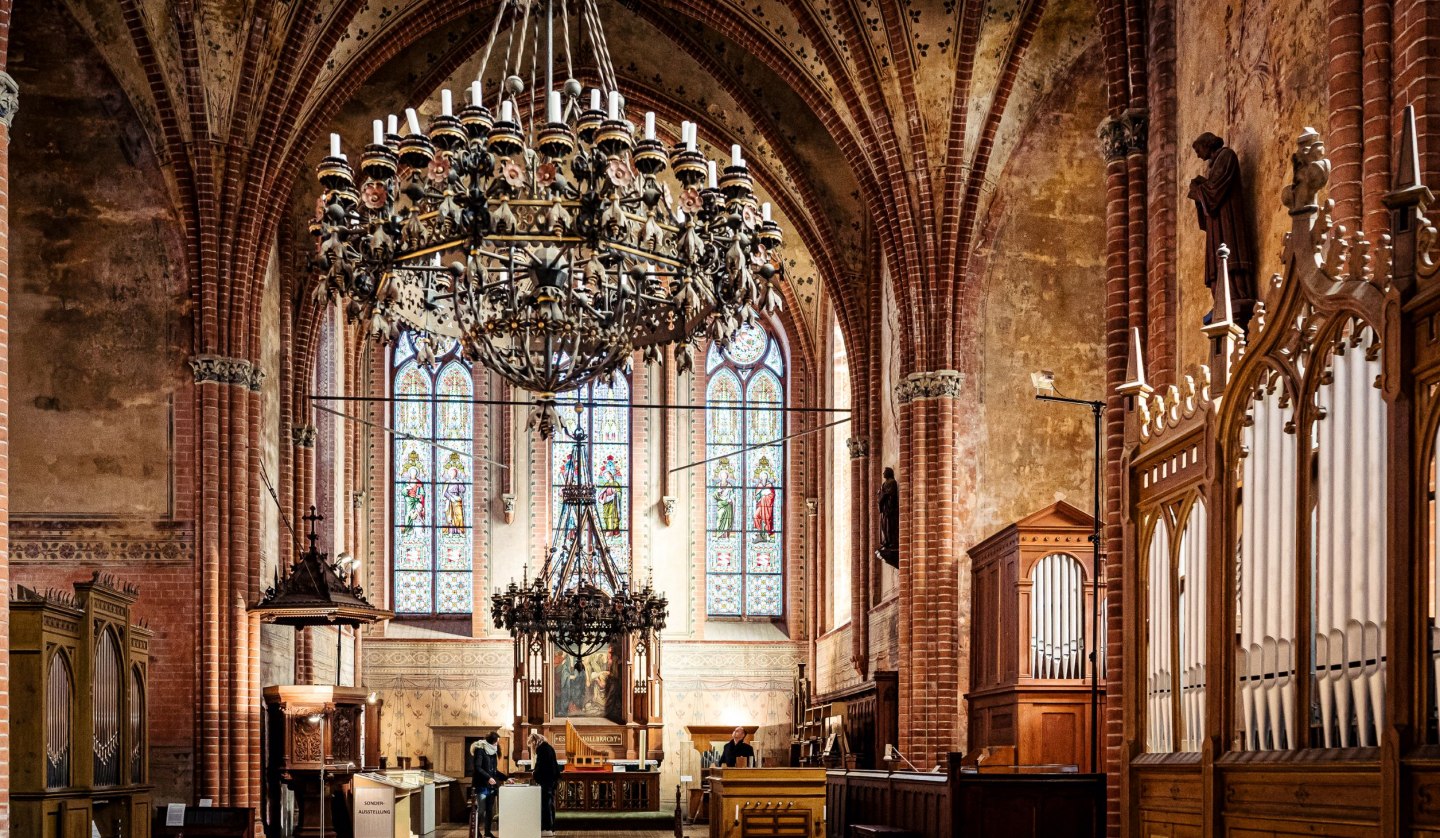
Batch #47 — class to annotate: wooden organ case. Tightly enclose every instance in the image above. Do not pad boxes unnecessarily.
[1122,111,1440,836]
[966,501,1103,771]
[10,573,153,838]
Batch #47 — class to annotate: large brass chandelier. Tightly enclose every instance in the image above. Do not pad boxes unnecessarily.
[311,0,785,436]
[491,429,667,666]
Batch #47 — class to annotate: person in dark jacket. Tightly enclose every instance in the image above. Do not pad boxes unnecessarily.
[528,731,562,836]
[718,726,755,767]
[470,732,504,837]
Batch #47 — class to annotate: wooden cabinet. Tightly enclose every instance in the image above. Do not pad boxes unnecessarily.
[10,573,153,838]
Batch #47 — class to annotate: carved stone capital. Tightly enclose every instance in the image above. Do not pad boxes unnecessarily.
[895,370,965,404]
[352,490,367,509]
[0,73,19,130]
[805,497,819,514]
[659,495,677,526]
[190,354,266,390]
[1097,108,1147,160]
[846,437,869,459]
[500,493,517,524]
[292,424,318,449]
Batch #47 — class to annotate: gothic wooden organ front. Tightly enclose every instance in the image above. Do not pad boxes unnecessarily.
[1124,111,1440,835]
[10,573,153,838]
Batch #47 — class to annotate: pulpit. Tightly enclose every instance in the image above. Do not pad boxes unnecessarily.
[262,685,369,838]
[10,573,154,838]
[251,510,392,837]
[965,501,1104,770]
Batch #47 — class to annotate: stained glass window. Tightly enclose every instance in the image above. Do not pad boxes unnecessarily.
[552,375,633,579]
[392,331,474,615]
[706,323,786,618]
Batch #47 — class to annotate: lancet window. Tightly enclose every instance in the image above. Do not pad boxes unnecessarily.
[391,331,475,616]
[705,323,786,618]
[550,375,634,576]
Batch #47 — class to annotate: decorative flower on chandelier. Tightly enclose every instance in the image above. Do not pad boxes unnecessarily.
[491,428,668,667]
[310,0,785,437]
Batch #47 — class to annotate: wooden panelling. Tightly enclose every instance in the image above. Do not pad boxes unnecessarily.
[825,769,950,838]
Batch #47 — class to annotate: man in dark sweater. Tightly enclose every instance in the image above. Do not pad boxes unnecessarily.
[718,726,756,767]
[528,730,562,836]
[470,732,504,838]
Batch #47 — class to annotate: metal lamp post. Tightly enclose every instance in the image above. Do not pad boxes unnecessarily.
[1031,370,1104,774]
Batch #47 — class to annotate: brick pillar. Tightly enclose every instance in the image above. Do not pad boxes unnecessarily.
[895,370,970,768]
[292,424,317,683]
[189,355,266,805]
[0,67,16,838]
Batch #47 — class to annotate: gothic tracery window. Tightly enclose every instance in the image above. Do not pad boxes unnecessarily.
[706,323,786,618]
[392,331,474,616]
[551,376,633,576]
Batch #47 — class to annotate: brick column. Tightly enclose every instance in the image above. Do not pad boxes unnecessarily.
[292,424,317,683]
[895,370,970,768]
[190,355,266,805]
[0,67,16,838]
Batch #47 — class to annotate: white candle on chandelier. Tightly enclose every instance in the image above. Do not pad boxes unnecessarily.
[405,108,422,135]
[762,202,772,222]
[548,90,562,123]
[707,160,718,188]
[731,144,742,167]
[387,114,399,136]
[590,88,602,111]
[687,122,697,151]
[329,133,341,158]
[372,119,384,146]
[644,112,656,140]
[501,100,514,123]
[471,81,483,107]
[607,90,621,120]
[441,89,453,117]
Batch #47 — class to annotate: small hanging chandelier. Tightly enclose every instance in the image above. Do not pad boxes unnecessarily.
[310,0,785,436]
[491,428,667,666]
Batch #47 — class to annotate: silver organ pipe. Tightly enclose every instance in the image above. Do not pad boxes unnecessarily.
[1313,326,1387,748]
[1239,382,1298,750]
[1030,553,1084,680]
[93,629,122,785]
[1146,525,1173,752]
[1178,503,1208,753]
[46,653,72,789]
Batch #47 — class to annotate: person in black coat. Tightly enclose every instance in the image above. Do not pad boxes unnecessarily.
[718,726,756,767]
[528,731,562,835]
[470,732,504,838]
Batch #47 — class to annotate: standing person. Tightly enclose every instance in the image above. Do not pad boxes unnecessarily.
[470,732,504,838]
[718,726,756,767]
[529,730,562,837]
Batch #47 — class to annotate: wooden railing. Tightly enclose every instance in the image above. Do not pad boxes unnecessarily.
[825,754,1104,838]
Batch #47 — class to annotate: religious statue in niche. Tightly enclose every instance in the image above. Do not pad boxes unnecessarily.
[713,458,738,534]
[876,466,899,568]
[1188,132,1257,329]
[597,454,623,534]
[441,452,467,533]
[552,642,623,722]
[752,456,778,541]
[400,450,427,533]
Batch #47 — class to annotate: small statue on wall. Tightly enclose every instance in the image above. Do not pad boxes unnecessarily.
[876,466,899,568]
[1188,132,1257,329]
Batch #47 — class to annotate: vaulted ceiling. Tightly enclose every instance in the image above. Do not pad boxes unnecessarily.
[49,0,1100,355]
